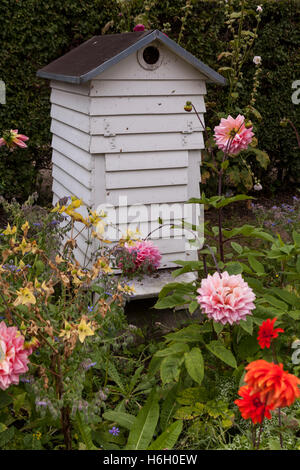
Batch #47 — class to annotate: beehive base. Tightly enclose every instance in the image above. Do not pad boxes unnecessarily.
[124,268,197,306]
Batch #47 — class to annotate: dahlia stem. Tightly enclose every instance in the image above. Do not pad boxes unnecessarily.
[271,343,284,449]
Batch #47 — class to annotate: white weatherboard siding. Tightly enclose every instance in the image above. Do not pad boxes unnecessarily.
[50,38,206,267]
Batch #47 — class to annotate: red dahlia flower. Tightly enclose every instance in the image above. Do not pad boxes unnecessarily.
[245,360,300,409]
[257,317,284,349]
[234,385,273,424]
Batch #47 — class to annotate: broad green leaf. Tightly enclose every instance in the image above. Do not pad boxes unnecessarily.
[189,300,199,314]
[213,322,224,335]
[184,348,204,385]
[160,355,182,385]
[126,392,159,450]
[176,387,209,406]
[164,324,205,343]
[247,255,265,274]
[206,340,237,368]
[148,421,182,450]
[263,295,288,311]
[226,261,243,275]
[292,230,300,247]
[102,411,135,431]
[270,287,300,307]
[160,385,179,430]
[155,343,189,358]
[231,242,243,254]
[239,316,253,335]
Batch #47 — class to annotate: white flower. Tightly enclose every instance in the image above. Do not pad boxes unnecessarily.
[254,183,262,191]
[256,5,263,12]
[253,56,262,65]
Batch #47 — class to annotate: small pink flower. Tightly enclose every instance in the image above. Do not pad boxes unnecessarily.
[214,115,254,155]
[133,24,145,32]
[196,271,256,325]
[120,240,161,273]
[0,321,32,390]
[0,129,29,149]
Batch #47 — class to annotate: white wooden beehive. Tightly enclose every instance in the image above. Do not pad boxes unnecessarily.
[37,30,225,268]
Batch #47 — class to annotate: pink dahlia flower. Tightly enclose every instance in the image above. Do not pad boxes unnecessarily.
[0,129,29,149]
[122,240,161,273]
[196,271,256,325]
[0,321,31,390]
[214,115,254,155]
[133,24,145,32]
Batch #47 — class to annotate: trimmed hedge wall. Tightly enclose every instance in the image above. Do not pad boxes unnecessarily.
[0,0,299,199]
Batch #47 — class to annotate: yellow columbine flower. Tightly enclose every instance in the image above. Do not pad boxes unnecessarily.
[13,287,36,306]
[3,223,17,236]
[77,318,95,343]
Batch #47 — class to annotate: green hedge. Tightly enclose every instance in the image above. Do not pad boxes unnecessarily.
[0,0,299,199]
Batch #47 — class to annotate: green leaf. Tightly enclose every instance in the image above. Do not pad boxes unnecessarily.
[107,362,126,393]
[102,411,135,431]
[0,391,12,409]
[263,295,288,311]
[226,261,243,275]
[160,385,179,431]
[270,287,299,307]
[213,322,224,335]
[206,340,237,368]
[75,412,99,450]
[184,347,204,385]
[126,392,159,450]
[148,421,182,450]
[160,355,182,385]
[248,255,265,274]
[293,230,300,247]
[231,242,243,254]
[239,316,253,335]
[189,300,199,314]
[155,343,189,358]
[164,324,205,343]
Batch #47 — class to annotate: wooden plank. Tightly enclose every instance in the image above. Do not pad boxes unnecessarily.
[97,43,206,80]
[105,151,188,171]
[187,150,201,199]
[97,202,191,223]
[51,104,90,133]
[90,95,205,116]
[52,135,93,170]
[106,167,187,190]
[106,185,188,206]
[90,114,204,136]
[51,80,90,96]
[90,132,204,154]
[52,150,92,189]
[92,154,106,210]
[51,119,90,152]
[50,89,90,114]
[90,79,206,96]
[111,221,186,239]
[52,166,92,206]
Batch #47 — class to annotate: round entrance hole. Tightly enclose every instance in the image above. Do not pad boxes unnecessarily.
[142,46,160,65]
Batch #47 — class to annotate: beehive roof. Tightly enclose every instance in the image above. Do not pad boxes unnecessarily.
[37,30,226,85]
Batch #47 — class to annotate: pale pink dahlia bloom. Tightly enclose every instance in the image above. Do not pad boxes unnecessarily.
[214,115,254,155]
[197,271,256,325]
[0,321,31,390]
[124,240,161,271]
